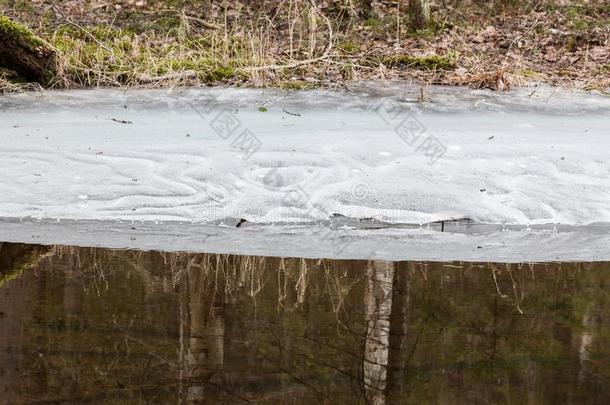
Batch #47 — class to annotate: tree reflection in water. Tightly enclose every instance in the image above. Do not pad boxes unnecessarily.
[1,243,609,404]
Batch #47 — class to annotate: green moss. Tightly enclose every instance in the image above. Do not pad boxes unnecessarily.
[381,52,458,70]
[185,36,212,48]
[0,14,44,50]
[168,59,197,71]
[565,6,589,31]
[407,17,451,39]
[54,25,135,43]
[408,28,436,40]
[153,15,182,31]
[204,65,235,82]
[364,16,382,28]
[337,39,359,53]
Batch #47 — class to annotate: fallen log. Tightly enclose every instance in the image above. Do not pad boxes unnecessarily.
[0,15,58,85]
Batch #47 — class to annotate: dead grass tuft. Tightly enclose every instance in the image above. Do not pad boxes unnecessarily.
[0,74,43,93]
[449,67,512,91]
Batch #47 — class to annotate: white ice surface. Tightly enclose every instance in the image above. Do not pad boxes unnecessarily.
[1,84,609,260]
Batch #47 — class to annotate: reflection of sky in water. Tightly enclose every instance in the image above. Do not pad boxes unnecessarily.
[1,243,609,404]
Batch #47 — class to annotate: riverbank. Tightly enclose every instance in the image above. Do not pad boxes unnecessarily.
[0,0,608,92]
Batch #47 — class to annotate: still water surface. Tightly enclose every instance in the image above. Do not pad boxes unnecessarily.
[1,243,609,404]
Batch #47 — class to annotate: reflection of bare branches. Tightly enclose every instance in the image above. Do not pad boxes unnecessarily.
[40,248,370,326]
[295,258,308,306]
[405,322,426,367]
[323,259,363,320]
[276,258,288,310]
[294,351,382,392]
[489,262,533,315]
[252,329,332,402]
[299,333,368,364]
[507,263,524,314]
[490,263,506,298]
[112,318,178,368]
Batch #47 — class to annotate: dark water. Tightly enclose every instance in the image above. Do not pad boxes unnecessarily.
[1,243,610,404]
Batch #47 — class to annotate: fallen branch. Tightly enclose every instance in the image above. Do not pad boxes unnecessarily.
[282,108,302,116]
[183,14,222,30]
[154,9,223,30]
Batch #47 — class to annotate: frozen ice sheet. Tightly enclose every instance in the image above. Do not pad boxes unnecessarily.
[1,84,609,260]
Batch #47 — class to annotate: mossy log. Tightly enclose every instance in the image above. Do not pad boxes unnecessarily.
[0,15,58,85]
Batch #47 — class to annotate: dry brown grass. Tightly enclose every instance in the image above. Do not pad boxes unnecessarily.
[0,74,43,93]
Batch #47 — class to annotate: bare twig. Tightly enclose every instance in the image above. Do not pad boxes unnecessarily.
[282,108,302,116]
[49,1,114,53]
[181,13,222,30]
[136,70,199,84]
